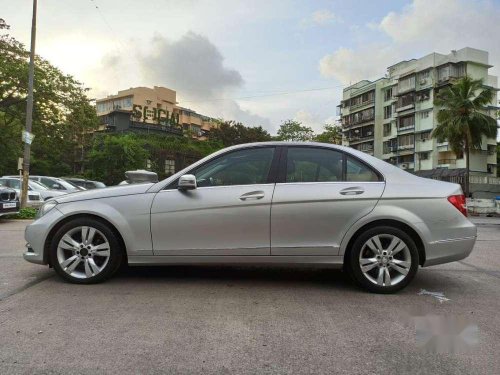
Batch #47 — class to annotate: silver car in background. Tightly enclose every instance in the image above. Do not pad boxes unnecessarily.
[24,142,476,293]
[0,177,67,201]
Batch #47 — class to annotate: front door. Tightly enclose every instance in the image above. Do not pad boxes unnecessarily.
[151,147,277,256]
[271,147,385,255]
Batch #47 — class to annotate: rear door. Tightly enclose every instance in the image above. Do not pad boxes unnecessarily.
[270,146,385,256]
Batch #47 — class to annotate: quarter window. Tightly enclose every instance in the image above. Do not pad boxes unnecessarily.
[193,147,275,187]
[346,156,380,182]
[286,148,343,183]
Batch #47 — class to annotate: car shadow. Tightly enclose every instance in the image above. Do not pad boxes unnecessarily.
[113,264,361,292]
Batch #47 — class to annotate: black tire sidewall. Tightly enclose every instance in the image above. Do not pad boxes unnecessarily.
[50,218,123,284]
[348,226,419,294]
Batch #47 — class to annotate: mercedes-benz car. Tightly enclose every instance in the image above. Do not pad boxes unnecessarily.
[23,142,476,293]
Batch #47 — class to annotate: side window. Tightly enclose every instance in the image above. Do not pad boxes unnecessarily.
[346,156,380,182]
[193,147,275,187]
[286,148,343,183]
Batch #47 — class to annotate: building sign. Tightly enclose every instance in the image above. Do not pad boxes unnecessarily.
[132,104,180,127]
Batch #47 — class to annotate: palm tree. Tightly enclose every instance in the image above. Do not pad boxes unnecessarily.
[432,76,498,197]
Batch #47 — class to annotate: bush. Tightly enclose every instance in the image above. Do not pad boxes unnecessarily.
[6,207,38,219]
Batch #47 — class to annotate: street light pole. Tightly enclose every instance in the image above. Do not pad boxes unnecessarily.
[21,0,37,208]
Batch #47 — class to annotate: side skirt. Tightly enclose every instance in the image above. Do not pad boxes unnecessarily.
[128,255,344,267]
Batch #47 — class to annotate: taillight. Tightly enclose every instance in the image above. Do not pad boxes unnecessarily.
[447,194,467,217]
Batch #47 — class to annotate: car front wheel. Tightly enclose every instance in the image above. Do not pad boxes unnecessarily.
[50,218,123,284]
[347,226,419,293]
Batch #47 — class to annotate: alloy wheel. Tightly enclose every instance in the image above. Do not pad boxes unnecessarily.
[358,234,412,287]
[56,226,111,279]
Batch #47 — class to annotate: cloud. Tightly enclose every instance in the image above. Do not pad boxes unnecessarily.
[89,32,270,127]
[300,10,336,28]
[319,0,500,84]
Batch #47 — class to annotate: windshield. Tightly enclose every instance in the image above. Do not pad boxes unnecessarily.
[29,180,48,190]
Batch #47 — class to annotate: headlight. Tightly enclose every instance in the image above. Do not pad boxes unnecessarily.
[36,200,58,219]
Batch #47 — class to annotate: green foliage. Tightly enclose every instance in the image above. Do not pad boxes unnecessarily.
[432,76,498,194]
[314,124,342,144]
[85,133,222,185]
[6,207,37,219]
[276,120,314,141]
[0,30,99,176]
[208,120,272,146]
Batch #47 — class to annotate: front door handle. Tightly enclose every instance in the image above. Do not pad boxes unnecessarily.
[340,187,365,196]
[239,191,265,200]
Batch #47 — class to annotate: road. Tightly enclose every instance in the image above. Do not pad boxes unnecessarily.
[0,218,499,374]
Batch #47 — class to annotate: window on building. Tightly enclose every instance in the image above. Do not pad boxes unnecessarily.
[383,139,397,154]
[419,70,430,80]
[416,90,430,102]
[383,123,391,137]
[398,134,414,148]
[398,75,416,93]
[419,152,430,160]
[399,115,415,130]
[165,159,175,176]
[398,92,415,108]
[419,110,431,119]
[384,88,393,101]
[384,105,392,119]
[418,131,431,141]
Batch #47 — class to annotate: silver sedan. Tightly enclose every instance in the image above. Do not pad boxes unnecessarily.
[24,142,476,293]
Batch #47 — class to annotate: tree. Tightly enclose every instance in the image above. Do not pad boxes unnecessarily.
[276,120,314,141]
[432,76,498,196]
[0,27,99,176]
[208,120,271,147]
[314,123,343,144]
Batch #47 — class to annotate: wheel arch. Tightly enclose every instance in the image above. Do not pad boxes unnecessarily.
[342,219,426,266]
[43,213,128,266]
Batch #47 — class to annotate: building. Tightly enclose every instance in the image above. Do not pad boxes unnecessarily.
[96,86,218,139]
[339,47,498,176]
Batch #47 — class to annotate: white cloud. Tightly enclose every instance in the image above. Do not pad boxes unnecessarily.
[87,32,271,127]
[319,0,500,84]
[301,10,336,28]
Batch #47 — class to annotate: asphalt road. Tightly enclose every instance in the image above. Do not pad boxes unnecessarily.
[0,217,499,374]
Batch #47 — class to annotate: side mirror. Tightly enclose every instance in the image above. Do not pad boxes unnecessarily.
[178,174,197,190]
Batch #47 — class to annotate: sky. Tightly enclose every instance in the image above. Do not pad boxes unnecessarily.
[2,0,500,134]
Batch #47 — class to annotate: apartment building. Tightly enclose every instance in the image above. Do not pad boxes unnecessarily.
[96,86,218,139]
[339,47,498,175]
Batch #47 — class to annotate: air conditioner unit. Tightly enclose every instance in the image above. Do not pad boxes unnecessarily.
[420,79,427,85]
[401,163,408,169]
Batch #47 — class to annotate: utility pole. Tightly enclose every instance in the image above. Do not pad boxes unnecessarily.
[21,0,37,208]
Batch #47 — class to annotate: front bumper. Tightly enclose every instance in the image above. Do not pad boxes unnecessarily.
[23,207,64,265]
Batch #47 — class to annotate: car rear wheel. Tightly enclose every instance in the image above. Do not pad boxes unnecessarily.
[50,218,123,284]
[347,226,419,293]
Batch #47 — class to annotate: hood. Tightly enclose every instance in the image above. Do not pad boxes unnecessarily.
[53,183,154,204]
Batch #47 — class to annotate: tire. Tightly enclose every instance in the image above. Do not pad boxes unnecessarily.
[50,217,123,284]
[346,226,419,294]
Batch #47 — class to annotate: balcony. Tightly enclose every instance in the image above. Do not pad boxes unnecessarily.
[397,125,415,132]
[437,159,457,167]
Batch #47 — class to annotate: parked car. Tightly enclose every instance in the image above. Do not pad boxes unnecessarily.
[0,177,67,201]
[28,176,85,192]
[0,184,19,217]
[0,178,44,208]
[63,178,106,190]
[23,142,476,293]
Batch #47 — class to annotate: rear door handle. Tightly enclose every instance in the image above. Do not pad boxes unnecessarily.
[239,191,265,200]
[340,187,365,196]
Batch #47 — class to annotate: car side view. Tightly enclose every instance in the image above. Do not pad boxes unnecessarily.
[24,142,476,293]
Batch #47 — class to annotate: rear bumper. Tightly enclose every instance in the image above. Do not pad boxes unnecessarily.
[423,235,476,267]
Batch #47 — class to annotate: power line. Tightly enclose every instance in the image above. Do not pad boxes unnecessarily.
[181,84,346,103]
